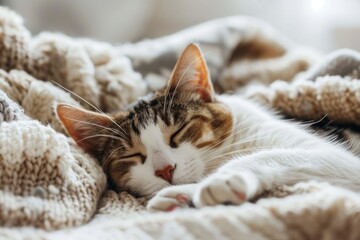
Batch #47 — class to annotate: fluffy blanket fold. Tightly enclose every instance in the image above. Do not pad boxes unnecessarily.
[0,7,360,240]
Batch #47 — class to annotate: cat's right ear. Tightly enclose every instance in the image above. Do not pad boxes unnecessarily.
[56,104,113,156]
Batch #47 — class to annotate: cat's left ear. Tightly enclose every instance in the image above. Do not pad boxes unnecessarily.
[166,43,214,102]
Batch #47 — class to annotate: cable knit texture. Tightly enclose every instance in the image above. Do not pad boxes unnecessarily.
[0,6,360,240]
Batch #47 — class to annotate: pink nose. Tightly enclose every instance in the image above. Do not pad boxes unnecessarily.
[155,164,176,183]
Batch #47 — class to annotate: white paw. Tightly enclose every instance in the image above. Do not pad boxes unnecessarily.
[147,184,196,212]
[193,172,259,208]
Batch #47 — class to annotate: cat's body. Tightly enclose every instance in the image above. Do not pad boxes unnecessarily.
[146,94,360,210]
[56,44,360,212]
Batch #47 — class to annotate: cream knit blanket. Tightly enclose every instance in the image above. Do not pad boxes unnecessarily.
[1,7,360,240]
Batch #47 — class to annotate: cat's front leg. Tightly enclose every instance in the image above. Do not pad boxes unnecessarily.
[147,184,197,212]
[193,147,360,208]
[192,171,261,208]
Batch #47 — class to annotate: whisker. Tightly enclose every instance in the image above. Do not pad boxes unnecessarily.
[207,112,227,125]
[196,123,240,155]
[196,121,253,156]
[52,81,128,136]
[198,121,290,157]
[77,134,124,143]
[52,81,104,113]
[102,145,126,169]
[203,136,275,159]
[62,116,126,137]
[204,146,273,163]
[300,114,328,127]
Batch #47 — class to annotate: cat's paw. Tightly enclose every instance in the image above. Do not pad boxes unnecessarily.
[192,172,259,208]
[147,184,196,212]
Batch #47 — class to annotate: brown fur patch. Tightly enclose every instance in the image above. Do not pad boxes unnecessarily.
[170,101,233,150]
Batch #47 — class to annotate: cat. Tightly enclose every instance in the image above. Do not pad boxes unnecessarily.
[56,43,360,212]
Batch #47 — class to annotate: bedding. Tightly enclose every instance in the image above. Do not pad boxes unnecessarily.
[0,7,360,240]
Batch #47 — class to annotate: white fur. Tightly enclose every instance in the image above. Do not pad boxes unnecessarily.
[128,122,205,197]
[148,95,360,211]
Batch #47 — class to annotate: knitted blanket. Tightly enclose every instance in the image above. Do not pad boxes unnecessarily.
[1,7,360,240]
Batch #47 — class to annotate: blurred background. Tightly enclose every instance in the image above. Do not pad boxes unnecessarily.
[1,0,359,53]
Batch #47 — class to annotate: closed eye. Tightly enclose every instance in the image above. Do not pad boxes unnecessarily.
[169,122,190,148]
[121,153,146,164]
[169,115,211,148]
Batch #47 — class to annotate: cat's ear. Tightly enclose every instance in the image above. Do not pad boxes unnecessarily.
[56,104,113,156]
[166,43,214,102]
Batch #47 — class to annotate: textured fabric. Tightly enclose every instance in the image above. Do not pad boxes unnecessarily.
[0,91,107,230]
[247,49,360,125]
[0,6,360,240]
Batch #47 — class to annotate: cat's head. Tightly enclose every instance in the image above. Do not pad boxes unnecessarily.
[57,44,233,198]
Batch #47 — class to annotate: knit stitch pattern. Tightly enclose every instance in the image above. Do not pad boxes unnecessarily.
[0,6,360,240]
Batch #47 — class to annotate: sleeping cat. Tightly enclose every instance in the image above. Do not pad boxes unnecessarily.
[57,44,360,212]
